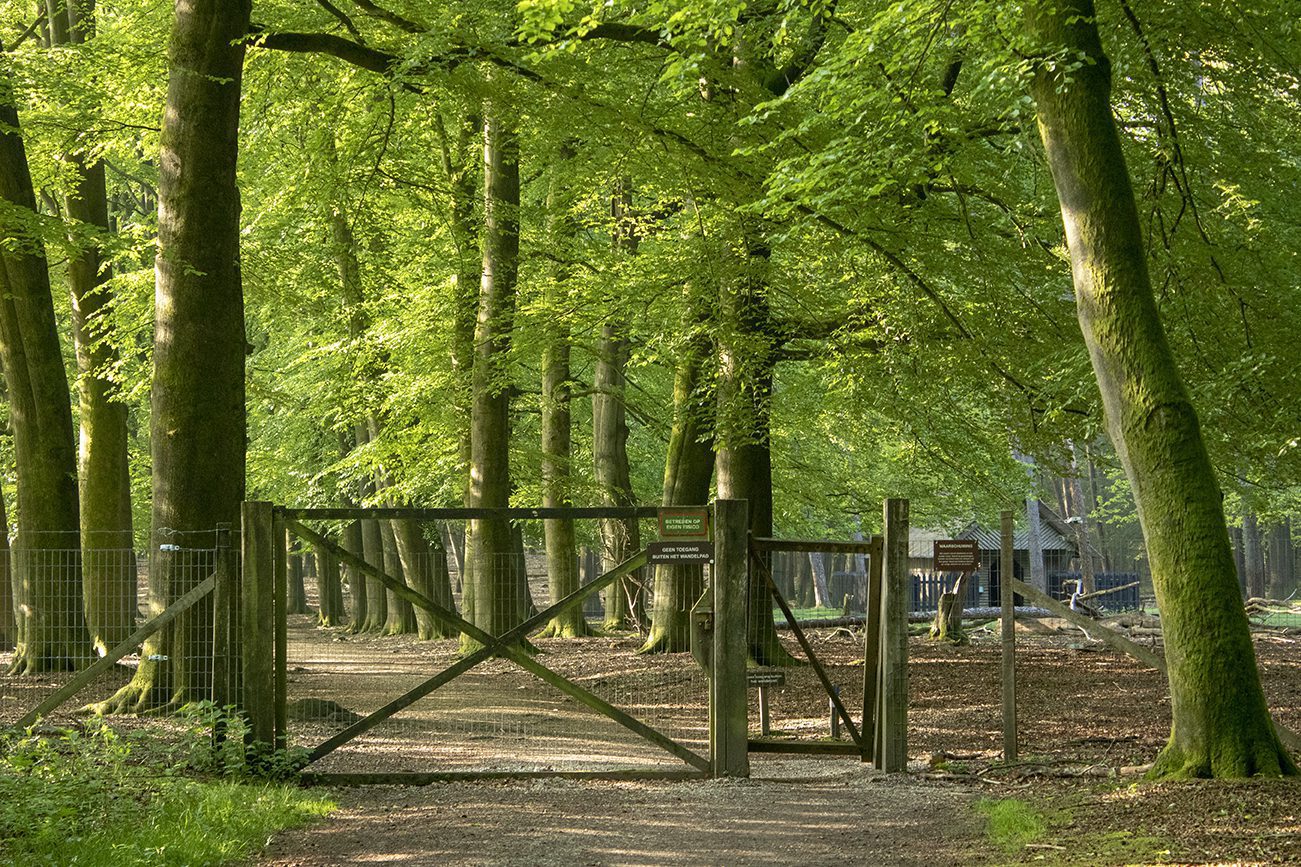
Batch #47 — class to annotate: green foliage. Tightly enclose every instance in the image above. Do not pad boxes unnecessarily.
[0,719,333,866]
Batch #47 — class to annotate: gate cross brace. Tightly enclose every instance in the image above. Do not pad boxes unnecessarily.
[285,519,709,772]
[751,550,864,748]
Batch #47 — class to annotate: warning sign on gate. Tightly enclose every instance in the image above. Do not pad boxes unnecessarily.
[647,540,714,564]
[932,539,980,572]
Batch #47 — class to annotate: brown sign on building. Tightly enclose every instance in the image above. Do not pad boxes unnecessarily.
[933,539,980,572]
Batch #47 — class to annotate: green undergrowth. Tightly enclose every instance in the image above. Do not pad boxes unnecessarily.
[0,714,333,866]
[977,798,1048,852]
[976,792,1166,863]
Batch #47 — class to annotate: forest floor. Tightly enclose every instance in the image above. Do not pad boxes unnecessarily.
[254,616,1301,866]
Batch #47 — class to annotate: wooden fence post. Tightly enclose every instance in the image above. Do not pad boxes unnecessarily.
[861,534,884,763]
[274,510,288,750]
[241,501,275,750]
[877,498,909,772]
[211,525,237,711]
[1000,509,1017,762]
[711,498,749,778]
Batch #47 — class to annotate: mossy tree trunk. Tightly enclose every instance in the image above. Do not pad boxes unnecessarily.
[461,113,522,651]
[640,318,714,654]
[714,233,796,666]
[0,33,89,675]
[97,0,250,710]
[48,0,136,657]
[1028,0,1296,777]
[0,484,14,649]
[393,519,456,640]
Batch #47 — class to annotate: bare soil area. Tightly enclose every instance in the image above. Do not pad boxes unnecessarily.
[254,619,1301,866]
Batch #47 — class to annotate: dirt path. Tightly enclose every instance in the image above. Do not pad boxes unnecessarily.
[258,759,986,867]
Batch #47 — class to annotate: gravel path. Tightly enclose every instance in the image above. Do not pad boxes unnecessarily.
[258,759,986,866]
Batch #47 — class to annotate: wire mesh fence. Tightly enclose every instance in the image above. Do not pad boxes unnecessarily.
[0,530,233,729]
[282,517,710,775]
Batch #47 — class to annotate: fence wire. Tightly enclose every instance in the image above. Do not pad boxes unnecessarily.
[0,530,232,729]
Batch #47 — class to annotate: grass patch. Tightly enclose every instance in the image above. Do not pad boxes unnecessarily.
[976,798,1047,852]
[0,719,333,866]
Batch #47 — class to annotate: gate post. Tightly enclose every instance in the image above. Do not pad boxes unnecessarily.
[877,498,909,772]
[240,501,276,751]
[710,498,749,778]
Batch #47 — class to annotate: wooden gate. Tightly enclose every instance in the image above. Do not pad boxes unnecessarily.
[239,502,753,782]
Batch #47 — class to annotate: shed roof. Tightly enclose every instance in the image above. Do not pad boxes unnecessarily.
[910,501,1079,554]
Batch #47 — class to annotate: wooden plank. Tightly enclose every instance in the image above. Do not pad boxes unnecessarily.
[711,499,750,778]
[300,769,708,786]
[305,550,649,764]
[861,535,883,763]
[751,537,874,554]
[754,554,862,747]
[282,506,660,521]
[1000,510,1017,763]
[242,501,276,747]
[16,574,216,728]
[747,739,862,755]
[1009,578,1167,672]
[878,498,909,772]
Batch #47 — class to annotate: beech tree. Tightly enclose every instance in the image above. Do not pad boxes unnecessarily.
[0,31,87,674]
[97,0,251,711]
[1026,0,1294,777]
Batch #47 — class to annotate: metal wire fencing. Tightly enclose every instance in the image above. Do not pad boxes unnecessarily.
[0,530,232,728]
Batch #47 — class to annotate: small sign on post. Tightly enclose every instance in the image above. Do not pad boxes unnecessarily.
[932,539,980,572]
[658,508,711,540]
[647,540,714,564]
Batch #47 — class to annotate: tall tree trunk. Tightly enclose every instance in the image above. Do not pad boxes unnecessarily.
[315,541,346,628]
[1267,520,1294,599]
[285,532,310,616]
[342,518,367,628]
[640,311,714,654]
[809,553,831,609]
[1028,0,1294,777]
[47,0,135,657]
[461,113,521,651]
[0,33,89,675]
[714,232,796,666]
[538,155,587,638]
[1242,506,1266,600]
[595,184,643,630]
[0,481,13,649]
[97,0,250,710]
[380,516,417,634]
